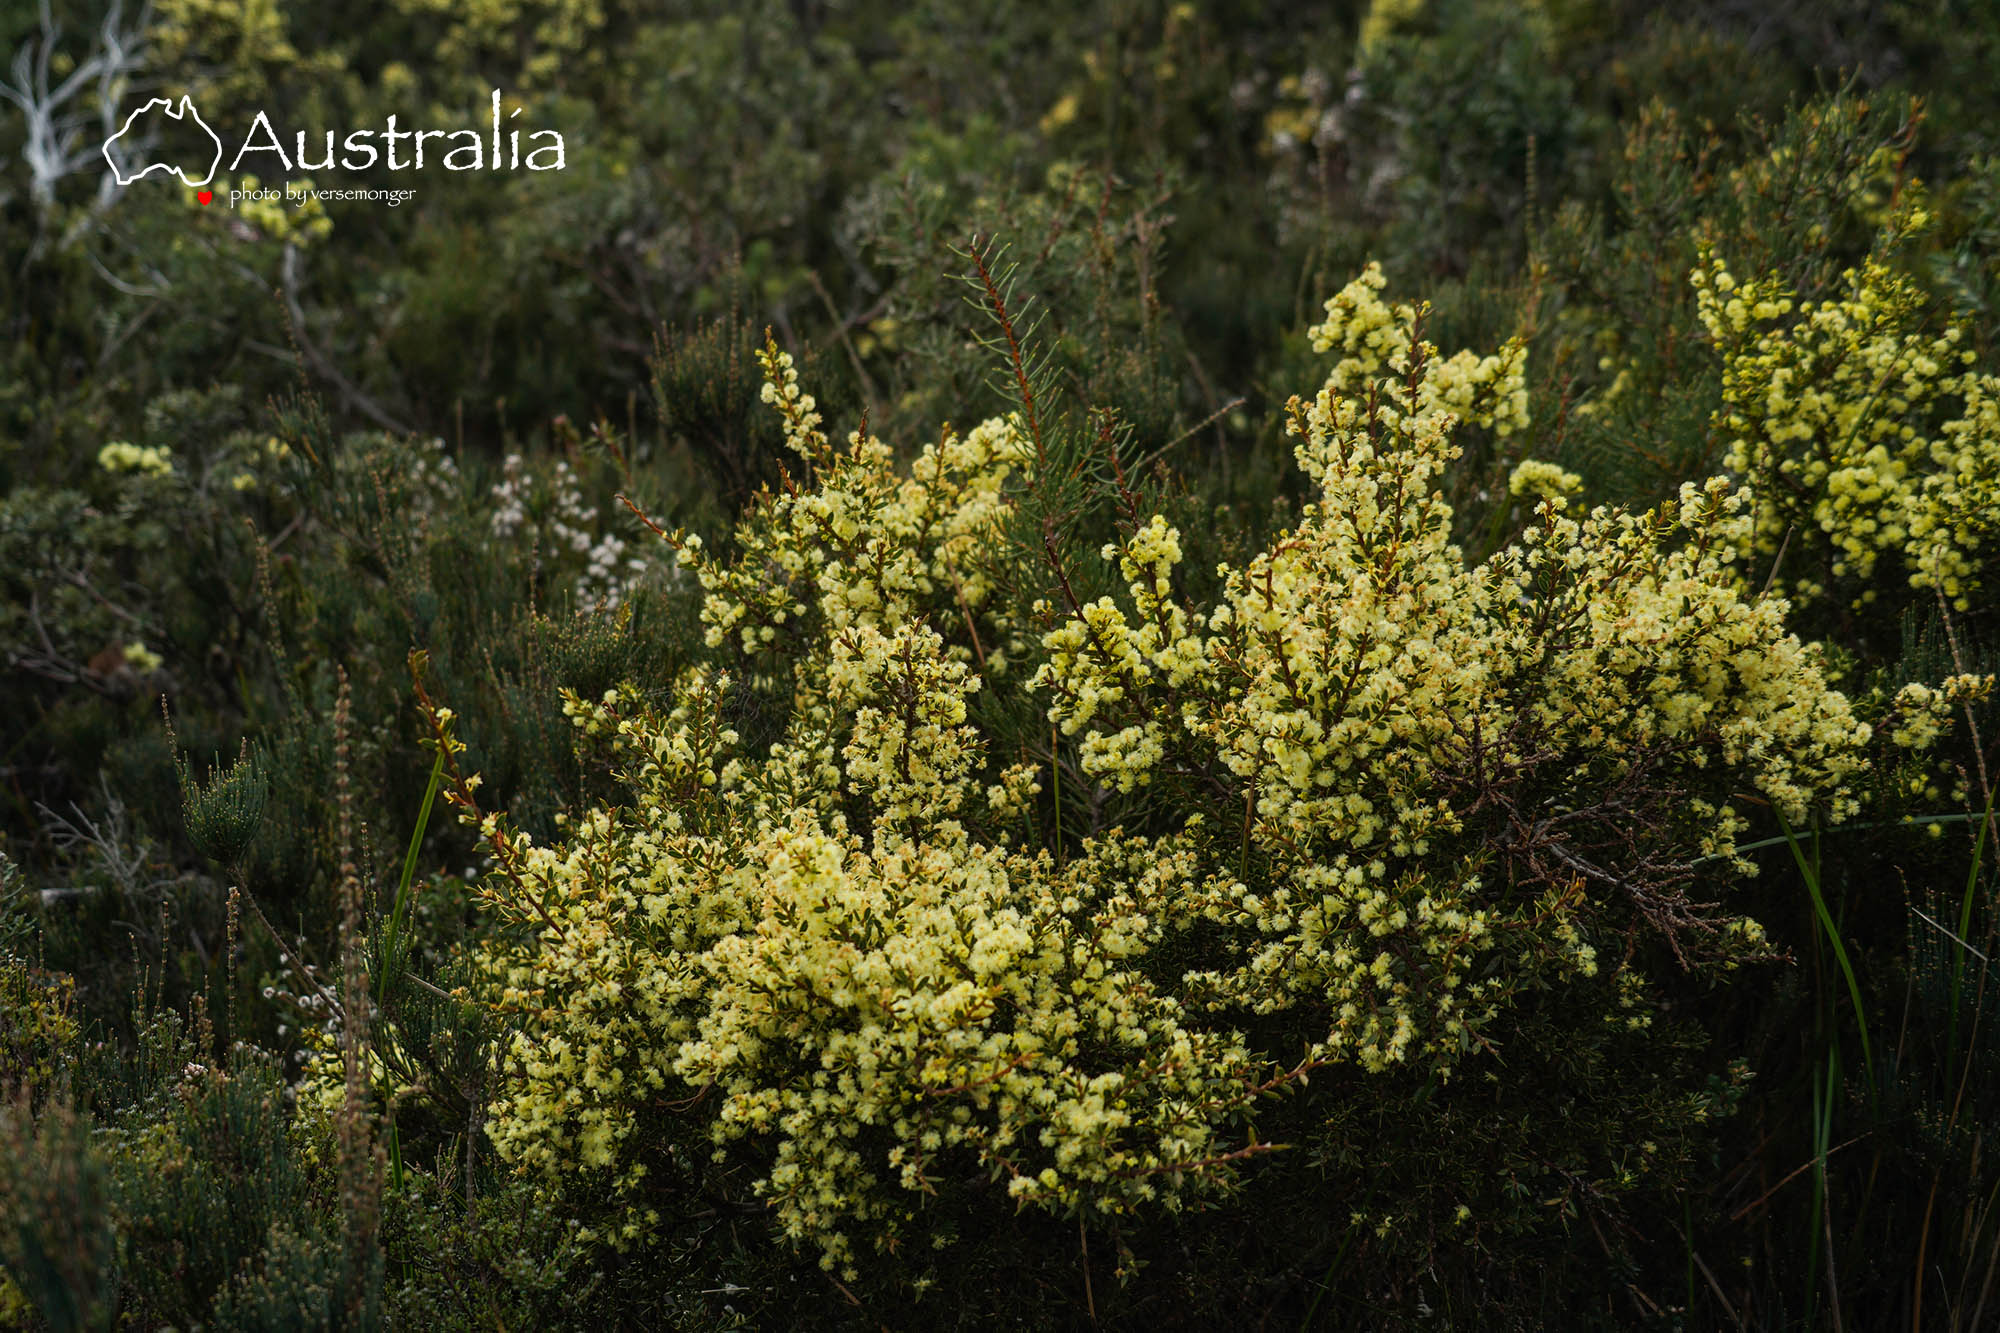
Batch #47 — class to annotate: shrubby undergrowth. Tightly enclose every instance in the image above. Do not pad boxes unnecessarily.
[6,2,2000,1329]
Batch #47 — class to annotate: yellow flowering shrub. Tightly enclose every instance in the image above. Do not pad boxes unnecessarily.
[467,272,1885,1281]
[1036,278,1870,1072]
[1693,236,2000,611]
[478,669,1274,1272]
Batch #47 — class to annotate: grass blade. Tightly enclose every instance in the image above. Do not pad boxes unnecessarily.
[1779,810,1875,1094]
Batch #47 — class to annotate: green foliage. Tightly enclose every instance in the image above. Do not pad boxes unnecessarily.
[210,1223,346,1333]
[0,1103,118,1333]
[0,957,75,1109]
[5,0,2000,1326]
[178,741,272,871]
[115,1056,314,1324]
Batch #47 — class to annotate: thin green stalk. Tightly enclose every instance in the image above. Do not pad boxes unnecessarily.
[1299,1222,1361,1332]
[380,748,446,1008]
[1806,1049,1839,1331]
[1779,810,1875,1093]
[1947,784,1999,1084]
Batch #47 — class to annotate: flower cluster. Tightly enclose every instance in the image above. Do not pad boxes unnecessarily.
[478,670,1271,1273]
[97,441,175,477]
[1304,261,1530,444]
[675,822,1266,1270]
[1508,457,1583,503]
[488,451,650,609]
[833,620,984,831]
[1693,245,2000,610]
[686,337,1032,672]
[1880,674,1997,751]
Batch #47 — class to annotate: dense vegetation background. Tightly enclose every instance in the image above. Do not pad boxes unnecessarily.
[2,0,1999,1327]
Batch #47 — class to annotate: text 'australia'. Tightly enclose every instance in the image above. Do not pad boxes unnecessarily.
[229,91,566,174]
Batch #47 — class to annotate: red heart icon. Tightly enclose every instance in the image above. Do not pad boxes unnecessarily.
[197,190,213,205]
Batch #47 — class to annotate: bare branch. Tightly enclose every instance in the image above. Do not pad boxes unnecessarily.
[2,0,153,213]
